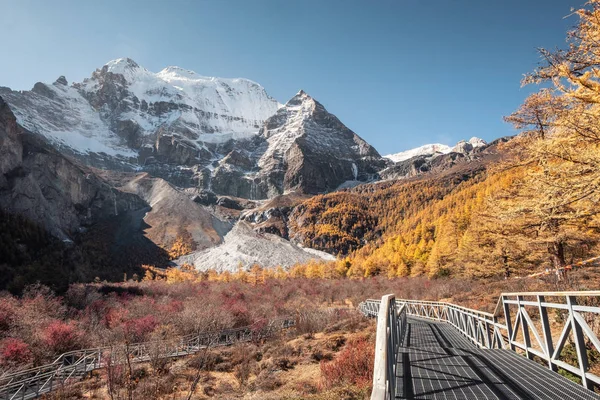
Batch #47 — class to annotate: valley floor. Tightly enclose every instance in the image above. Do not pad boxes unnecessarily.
[2,268,600,400]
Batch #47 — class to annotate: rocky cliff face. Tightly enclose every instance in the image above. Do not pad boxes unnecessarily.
[0,96,145,240]
[0,97,22,185]
[258,90,386,194]
[210,91,388,198]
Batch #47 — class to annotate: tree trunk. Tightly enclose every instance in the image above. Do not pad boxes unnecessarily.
[549,240,566,269]
[502,255,510,279]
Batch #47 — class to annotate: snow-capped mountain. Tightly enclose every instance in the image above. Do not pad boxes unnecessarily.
[209,90,387,198]
[0,59,389,199]
[0,58,280,164]
[384,137,487,163]
[76,59,281,144]
[384,143,452,163]
[380,136,491,181]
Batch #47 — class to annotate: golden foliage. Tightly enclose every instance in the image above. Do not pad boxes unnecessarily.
[281,2,600,280]
[167,231,196,260]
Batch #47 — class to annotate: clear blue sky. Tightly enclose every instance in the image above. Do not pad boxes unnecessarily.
[0,0,581,154]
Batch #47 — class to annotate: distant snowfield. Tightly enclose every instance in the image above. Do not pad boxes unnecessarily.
[195,130,258,144]
[384,137,487,163]
[175,221,336,271]
[44,129,137,157]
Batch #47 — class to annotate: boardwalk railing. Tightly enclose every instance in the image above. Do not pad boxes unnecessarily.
[0,319,294,400]
[401,299,506,350]
[359,291,600,398]
[360,295,407,400]
[495,291,600,389]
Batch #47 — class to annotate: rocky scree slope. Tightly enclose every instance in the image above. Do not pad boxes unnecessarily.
[176,221,335,271]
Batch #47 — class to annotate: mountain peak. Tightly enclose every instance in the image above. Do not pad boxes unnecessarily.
[98,58,152,83]
[104,58,142,74]
[158,65,202,80]
[54,76,68,86]
[468,137,487,147]
[285,90,316,107]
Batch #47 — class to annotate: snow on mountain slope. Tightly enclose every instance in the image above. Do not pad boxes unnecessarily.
[0,78,137,157]
[463,137,487,149]
[156,65,280,123]
[208,90,387,199]
[257,90,384,190]
[77,58,281,141]
[385,143,451,163]
[385,137,486,163]
[0,58,280,161]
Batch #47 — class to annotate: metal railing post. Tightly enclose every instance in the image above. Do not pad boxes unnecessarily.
[518,295,533,360]
[537,295,556,371]
[567,296,591,389]
[503,295,515,351]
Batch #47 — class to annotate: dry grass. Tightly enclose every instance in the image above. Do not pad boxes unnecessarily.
[43,310,375,400]
[28,267,600,399]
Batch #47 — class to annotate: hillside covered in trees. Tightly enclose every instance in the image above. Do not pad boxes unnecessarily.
[286,1,600,280]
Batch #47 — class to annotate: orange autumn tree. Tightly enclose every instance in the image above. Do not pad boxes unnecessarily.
[168,231,196,260]
[492,1,600,270]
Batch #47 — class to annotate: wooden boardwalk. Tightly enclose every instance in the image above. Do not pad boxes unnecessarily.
[396,316,600,400]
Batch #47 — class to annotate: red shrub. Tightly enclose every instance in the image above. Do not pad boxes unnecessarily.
[0,338,32,366]
[0,299,16,333]
[320,337,374,389]
[222,296,251,327]
[43,320,80,354]
[103,307,128,329]
[123,315,158,342]
[166,300,184,313]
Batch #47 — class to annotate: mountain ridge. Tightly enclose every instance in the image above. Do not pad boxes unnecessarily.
[384,137,487,163]
[0,59,389,199]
